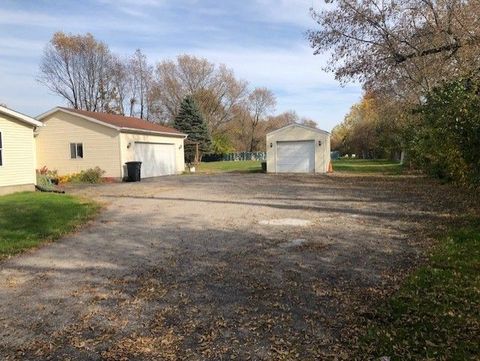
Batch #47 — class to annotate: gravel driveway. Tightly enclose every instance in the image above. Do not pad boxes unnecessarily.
[0,173,450,360]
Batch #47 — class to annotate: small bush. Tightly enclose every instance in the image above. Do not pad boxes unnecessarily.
[37,166,59,183]
[58,174,75,184]
[36,167,59,189]
[36,173,54,190]
[77,167,105,183]
[57,167,106,184]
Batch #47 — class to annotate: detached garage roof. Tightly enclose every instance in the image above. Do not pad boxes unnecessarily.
[0,105,43,127]
[267,123,330,136]
[37,107,186,137]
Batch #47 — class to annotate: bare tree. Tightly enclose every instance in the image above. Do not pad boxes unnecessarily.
[151,55,248,130]
[246,88,276,152]
[308,0,480,99]
[226,108,322,152]
[300,117,318,128]
[249,110,299,151]
[39,32,116,111]
[109,56,129,115]
[128,49,153,119]
[266,110,299,130]
[227,104,252,152]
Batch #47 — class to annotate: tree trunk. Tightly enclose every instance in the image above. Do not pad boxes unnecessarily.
[195,143,200,164]
[129,99,135,116]
[400,150,406,165]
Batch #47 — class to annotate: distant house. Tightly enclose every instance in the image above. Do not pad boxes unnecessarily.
[266,123,331,173]
[36,107,187,179]
[0,106,43,195]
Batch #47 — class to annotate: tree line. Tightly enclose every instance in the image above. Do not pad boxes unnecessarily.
[310,0,480,187]
[39,32,317,154]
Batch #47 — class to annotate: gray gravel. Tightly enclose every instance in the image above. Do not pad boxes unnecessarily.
[0,173,446,360]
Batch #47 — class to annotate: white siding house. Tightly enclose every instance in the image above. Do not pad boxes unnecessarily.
[0,106,43,195]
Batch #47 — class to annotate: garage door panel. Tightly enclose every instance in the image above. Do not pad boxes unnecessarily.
[134,142,176,178]
[276,141,315,173]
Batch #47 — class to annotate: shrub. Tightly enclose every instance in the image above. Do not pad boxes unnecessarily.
[37,166,59,182]
[38,166,48,175]
[58,174,74,184]
[36,167,59,189]
[77,167,105,183]
[408,79,480,188]
[36,173,54,190]
[56,167,106,184]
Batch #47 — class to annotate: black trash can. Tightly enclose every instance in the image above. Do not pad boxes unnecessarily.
[126,161,142,182]
[261,161,267,172]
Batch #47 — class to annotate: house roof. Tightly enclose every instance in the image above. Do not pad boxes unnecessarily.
[266,123,330,136]
[37,107,186,137]
[0,105,43,127]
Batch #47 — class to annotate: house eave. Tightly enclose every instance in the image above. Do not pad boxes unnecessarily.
[120,127,187,138]
[267,123,330,137]
[0,106,43,127]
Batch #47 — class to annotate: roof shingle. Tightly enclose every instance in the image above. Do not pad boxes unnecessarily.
[59,107,184,136]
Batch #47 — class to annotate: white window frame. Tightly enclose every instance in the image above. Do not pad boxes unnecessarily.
[70,142,84,159]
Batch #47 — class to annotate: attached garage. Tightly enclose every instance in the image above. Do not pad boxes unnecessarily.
[266,124,330,174]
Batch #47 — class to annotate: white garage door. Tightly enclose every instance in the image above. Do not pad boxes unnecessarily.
[276,140,315,173]
[134,142,176,178]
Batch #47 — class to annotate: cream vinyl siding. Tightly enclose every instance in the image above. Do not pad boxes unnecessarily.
[119,132,185,177]
[0,114,36,188]
[266,125,331,174]
[36,111,122,178]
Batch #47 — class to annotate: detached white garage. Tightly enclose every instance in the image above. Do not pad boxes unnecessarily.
[266,124,330,174]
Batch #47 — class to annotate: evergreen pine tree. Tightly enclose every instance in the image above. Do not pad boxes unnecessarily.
[174,95,211,164]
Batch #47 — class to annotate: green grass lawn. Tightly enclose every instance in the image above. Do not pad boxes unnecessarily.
[0,192,99,259]
[196,160,262,173]
[359,220,480,360]
[196,159,402,174]
[333,158,403,174]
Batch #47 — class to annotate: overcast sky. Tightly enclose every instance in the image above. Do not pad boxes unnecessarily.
[0,0,361,131]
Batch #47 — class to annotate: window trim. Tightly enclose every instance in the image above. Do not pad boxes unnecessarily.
[70,142,84,159]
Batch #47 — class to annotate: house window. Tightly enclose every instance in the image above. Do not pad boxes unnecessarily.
[70,143,83,159]
[0,131,3,166]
